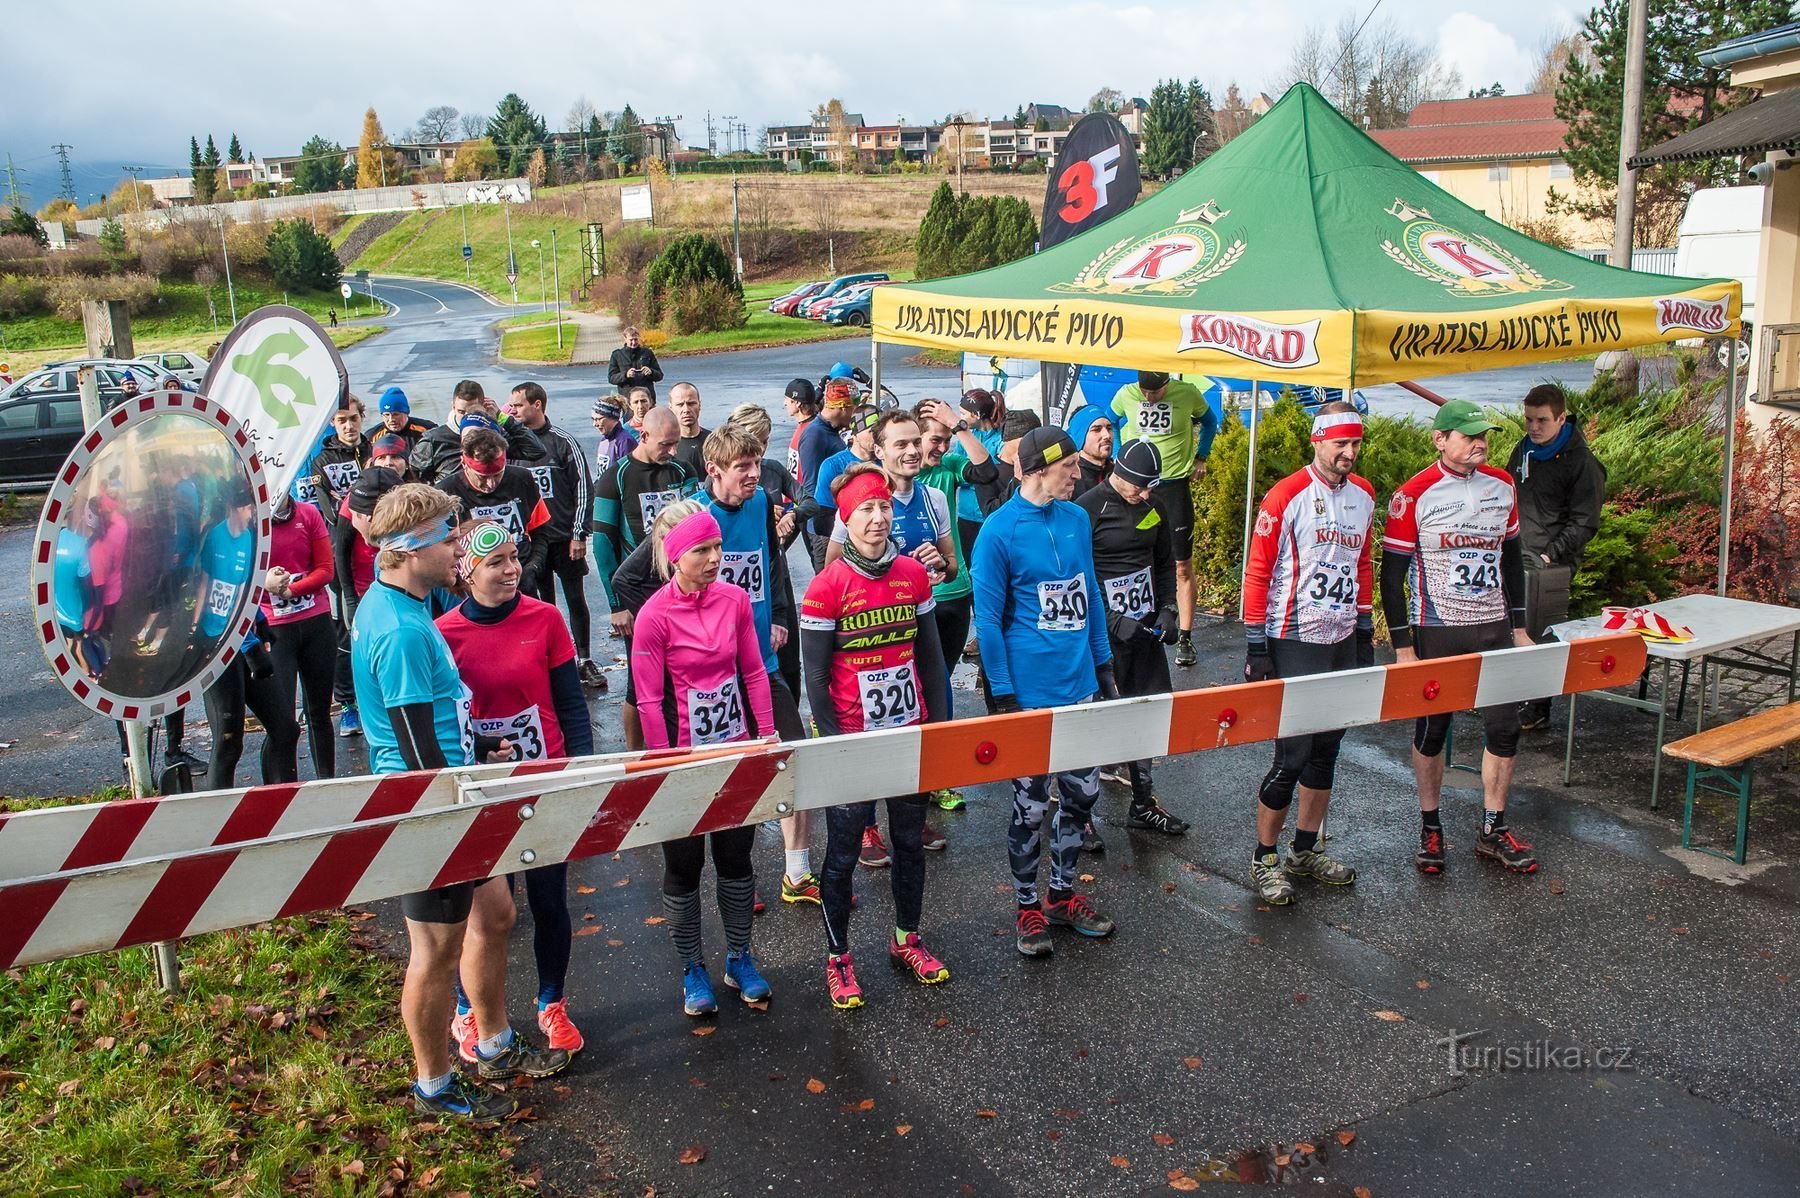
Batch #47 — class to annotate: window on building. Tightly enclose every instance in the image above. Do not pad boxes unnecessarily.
[1549,159,1572,179]
[1488,162,1511,181]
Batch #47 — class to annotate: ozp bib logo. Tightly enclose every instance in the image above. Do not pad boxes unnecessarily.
[1380,200,1570,298]
[1054,201,1245,297]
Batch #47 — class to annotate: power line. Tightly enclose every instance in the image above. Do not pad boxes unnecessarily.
[52,142,75,203]
[1323,0,1386,93]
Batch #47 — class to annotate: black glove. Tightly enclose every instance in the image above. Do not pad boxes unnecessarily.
[993,693,1022,714]
[1106,609,1142,644]
[1153,606,1181,646]
[246,638,275,680]
[1244,640,1275,683]
[1355,626,1375,669]
[1095,661,1120,700]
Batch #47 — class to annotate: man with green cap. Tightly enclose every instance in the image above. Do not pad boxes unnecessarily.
[1380,399,1536,876]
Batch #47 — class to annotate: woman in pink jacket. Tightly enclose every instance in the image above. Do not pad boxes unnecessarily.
[631,500,776,1017]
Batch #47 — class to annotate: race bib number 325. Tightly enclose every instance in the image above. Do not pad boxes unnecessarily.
[1037,577,1089,632]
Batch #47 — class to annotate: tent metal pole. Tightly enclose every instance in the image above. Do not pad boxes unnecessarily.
[870,339,881,406]
[1718,339,1738,596]
[1240,383,1260,615]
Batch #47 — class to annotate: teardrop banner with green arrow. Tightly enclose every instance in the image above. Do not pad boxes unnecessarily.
[198,305,350,496]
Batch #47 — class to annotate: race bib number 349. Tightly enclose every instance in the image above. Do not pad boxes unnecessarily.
[1037,577,1089,632]
[719,550,766,603]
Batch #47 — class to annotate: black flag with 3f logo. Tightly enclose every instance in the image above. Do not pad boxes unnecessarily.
[1040,113,1142,426]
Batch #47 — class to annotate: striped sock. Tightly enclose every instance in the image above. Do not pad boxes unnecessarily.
[663,888,702,963]
[716,876,755,955]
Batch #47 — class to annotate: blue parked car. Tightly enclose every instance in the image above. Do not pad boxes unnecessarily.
[822,281,891,327]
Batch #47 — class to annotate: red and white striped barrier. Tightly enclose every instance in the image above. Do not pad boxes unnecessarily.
[0,634,1643,969]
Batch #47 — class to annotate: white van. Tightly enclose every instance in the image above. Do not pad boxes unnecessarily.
[1675,185,1762,362]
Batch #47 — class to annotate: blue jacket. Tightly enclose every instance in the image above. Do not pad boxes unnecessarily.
[971,491,1112,710]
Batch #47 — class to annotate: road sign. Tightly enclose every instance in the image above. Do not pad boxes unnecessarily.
[462,244,473,260]
[339,282,352,299]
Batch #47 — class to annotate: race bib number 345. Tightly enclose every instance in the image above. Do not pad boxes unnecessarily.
[1037,577,1089,632]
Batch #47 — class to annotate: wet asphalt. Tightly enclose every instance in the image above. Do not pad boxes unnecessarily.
[3,277,1796,1196]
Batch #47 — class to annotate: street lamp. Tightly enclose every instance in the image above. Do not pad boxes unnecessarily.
[530,237,546,314]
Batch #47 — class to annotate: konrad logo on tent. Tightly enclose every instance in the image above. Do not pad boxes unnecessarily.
[1653,295,1731,335]
[1055,202,1244,297]
[1380,199,1571,298]
[1177,313,1321,370]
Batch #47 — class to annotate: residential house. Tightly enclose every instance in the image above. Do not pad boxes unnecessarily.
[1366,93,1605,247]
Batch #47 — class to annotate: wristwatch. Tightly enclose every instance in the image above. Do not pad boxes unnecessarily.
[953,418,970,432]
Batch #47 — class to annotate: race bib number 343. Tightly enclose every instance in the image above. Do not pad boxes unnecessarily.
[1037,577,1089,632]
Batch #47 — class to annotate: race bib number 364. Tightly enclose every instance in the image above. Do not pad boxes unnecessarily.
[1104,568,1153,621]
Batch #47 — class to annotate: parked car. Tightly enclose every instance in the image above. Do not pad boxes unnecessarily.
[797,271,889,318]
[0,359,180,406]
[768,281,826,317]
[822,280,892,327]
[135,349,211,386]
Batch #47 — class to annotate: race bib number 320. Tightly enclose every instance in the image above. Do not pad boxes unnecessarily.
[688,679,746,746]
[858,663,921,730]
[1037,577,1089,632]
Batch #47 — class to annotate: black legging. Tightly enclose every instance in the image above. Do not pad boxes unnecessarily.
[203,653,300,790]
[268,612,337,779]
[536,540,593,658]
[330,581,356,708]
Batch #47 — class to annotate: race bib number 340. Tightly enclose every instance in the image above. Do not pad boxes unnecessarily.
[1037,577,1089,632]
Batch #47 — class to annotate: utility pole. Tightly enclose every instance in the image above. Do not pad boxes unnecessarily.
[705,109,715,156]
[215,208,238,324]
[1612,0,1648,268]
[948,118,968,193]
[123,165,146,217]
[731,174,744,280]
[461,202,470,279]
[550,227,563,350]
[52,142,75,203]
[721,115,738,156]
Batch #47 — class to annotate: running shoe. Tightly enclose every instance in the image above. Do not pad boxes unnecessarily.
[474,1032,572,1081]
[682,961,718,1016]
[858,825,891,868]
[1080,821,1105,854]
[1046,892,1116,937]
[1517,701,1550,732]
[1250,853,1295,905]
[1417,825,1446,875]
[928,788,967,811]
[754,887,766,915]
[920,822,948,852]
[826,953,865,1009]
[338,705,363,738]
[1174,634,1197,667]
[166,745,209,774]
[1475,827,1539,873]
[450,1009,478,1065]
[1016,906,1054,957]
[537,1000,584,1053]
[723,950,772,1003]
[888,932,950,984]
[1284,847,1357,885]
[962,636,979,663]
[1126,802,1189,835]
[1098,765,1132,788]
[780,872,822,905]
[578,658,608,690]
[413,1075,518,1122]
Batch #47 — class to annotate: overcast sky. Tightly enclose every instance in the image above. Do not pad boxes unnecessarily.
[2,0,1582,200]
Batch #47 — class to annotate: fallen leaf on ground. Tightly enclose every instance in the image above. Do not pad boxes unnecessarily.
[935,1017,949,1028]
[644,916,666,926]
[976,1109,997,1118]
[1355,1188,1373,1198]
[1078,873,1097,884]
[1337,1129,1357,1146]
[417,1165,443,1187]
[1110,1155,1131,1168]
[1293,992,1309,1004]
[691,1026,715,1038]
[1673,926,1688,935]
[1171,1178,1201,1192]
[342,1160,365,1177]
[94,1036,116,1050]
[581,913,596,922]
[56,1079,78,1097]
[576,885,597,895]
[806,1078,826,1094]
[689,1078,708,1089]
[1152,1132,1175,1147]
[1046,1130,1062,1142]
[1296,1141,1316,1154]
[552,1086,571,1098]
[745,999,770,1011]
[1275,1153,1291,1166]
[1054,1108,1081,1119]
[1415,980,1431,989]
[895,1124,912,1136]
[1548,878,1565,895]
[607,939,624,947]
[614,877,630,887]
[678,1144,705,1165]
[1246,935,1264,946]
[1371,1010,1405,1022]
[574,926,603,937]
[1162,882,1177,894]
[1182,1057,1202,1070]
[856,1098,875,1111]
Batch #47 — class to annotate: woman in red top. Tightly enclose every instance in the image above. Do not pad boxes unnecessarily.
[800,464,953,1009]
[436,521,595,1054]
[262,493,338,778]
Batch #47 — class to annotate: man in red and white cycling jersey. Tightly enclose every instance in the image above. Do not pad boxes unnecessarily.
[1241,402,1375,904]
[1381,399,1536,875]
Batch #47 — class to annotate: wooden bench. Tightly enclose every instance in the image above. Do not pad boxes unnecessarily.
[1662,700,1800,864]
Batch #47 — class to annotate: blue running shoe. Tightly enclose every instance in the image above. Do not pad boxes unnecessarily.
[682,961,717,1016]
[723,950,772,1003]
[338,705,363,738]
[411,1075,517,1121]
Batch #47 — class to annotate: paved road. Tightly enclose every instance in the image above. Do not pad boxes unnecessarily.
[5,278,1791,1196]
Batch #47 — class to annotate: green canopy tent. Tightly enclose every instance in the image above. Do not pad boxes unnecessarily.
[871,83,1747,592]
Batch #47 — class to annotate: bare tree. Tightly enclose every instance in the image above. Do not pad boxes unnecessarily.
[1284,16,1462,128]
[565,95,597,135]
[1086,86,1124,113]
[809,182,842,250]
[417,105,461,142]
[743,176,777,264]
[459,112,488,140]
[1529,28,1594,94]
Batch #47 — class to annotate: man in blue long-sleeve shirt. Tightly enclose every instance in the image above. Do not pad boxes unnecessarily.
[971,426,1118,959]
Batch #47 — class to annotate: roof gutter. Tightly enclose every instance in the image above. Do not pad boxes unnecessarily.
[1699,23,1800,69]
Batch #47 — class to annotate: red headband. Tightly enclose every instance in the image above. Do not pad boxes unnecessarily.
[462,451,506,476]
[836,470,892,520]
[1310,412,1363,442]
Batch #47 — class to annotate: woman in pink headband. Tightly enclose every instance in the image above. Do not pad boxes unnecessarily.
[630,501,777,1016]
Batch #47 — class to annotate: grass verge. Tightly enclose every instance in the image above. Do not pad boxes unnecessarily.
[0,796,538,1195]
[656,309,861,356]
[500,321,577,363]
[2,325,387,379]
